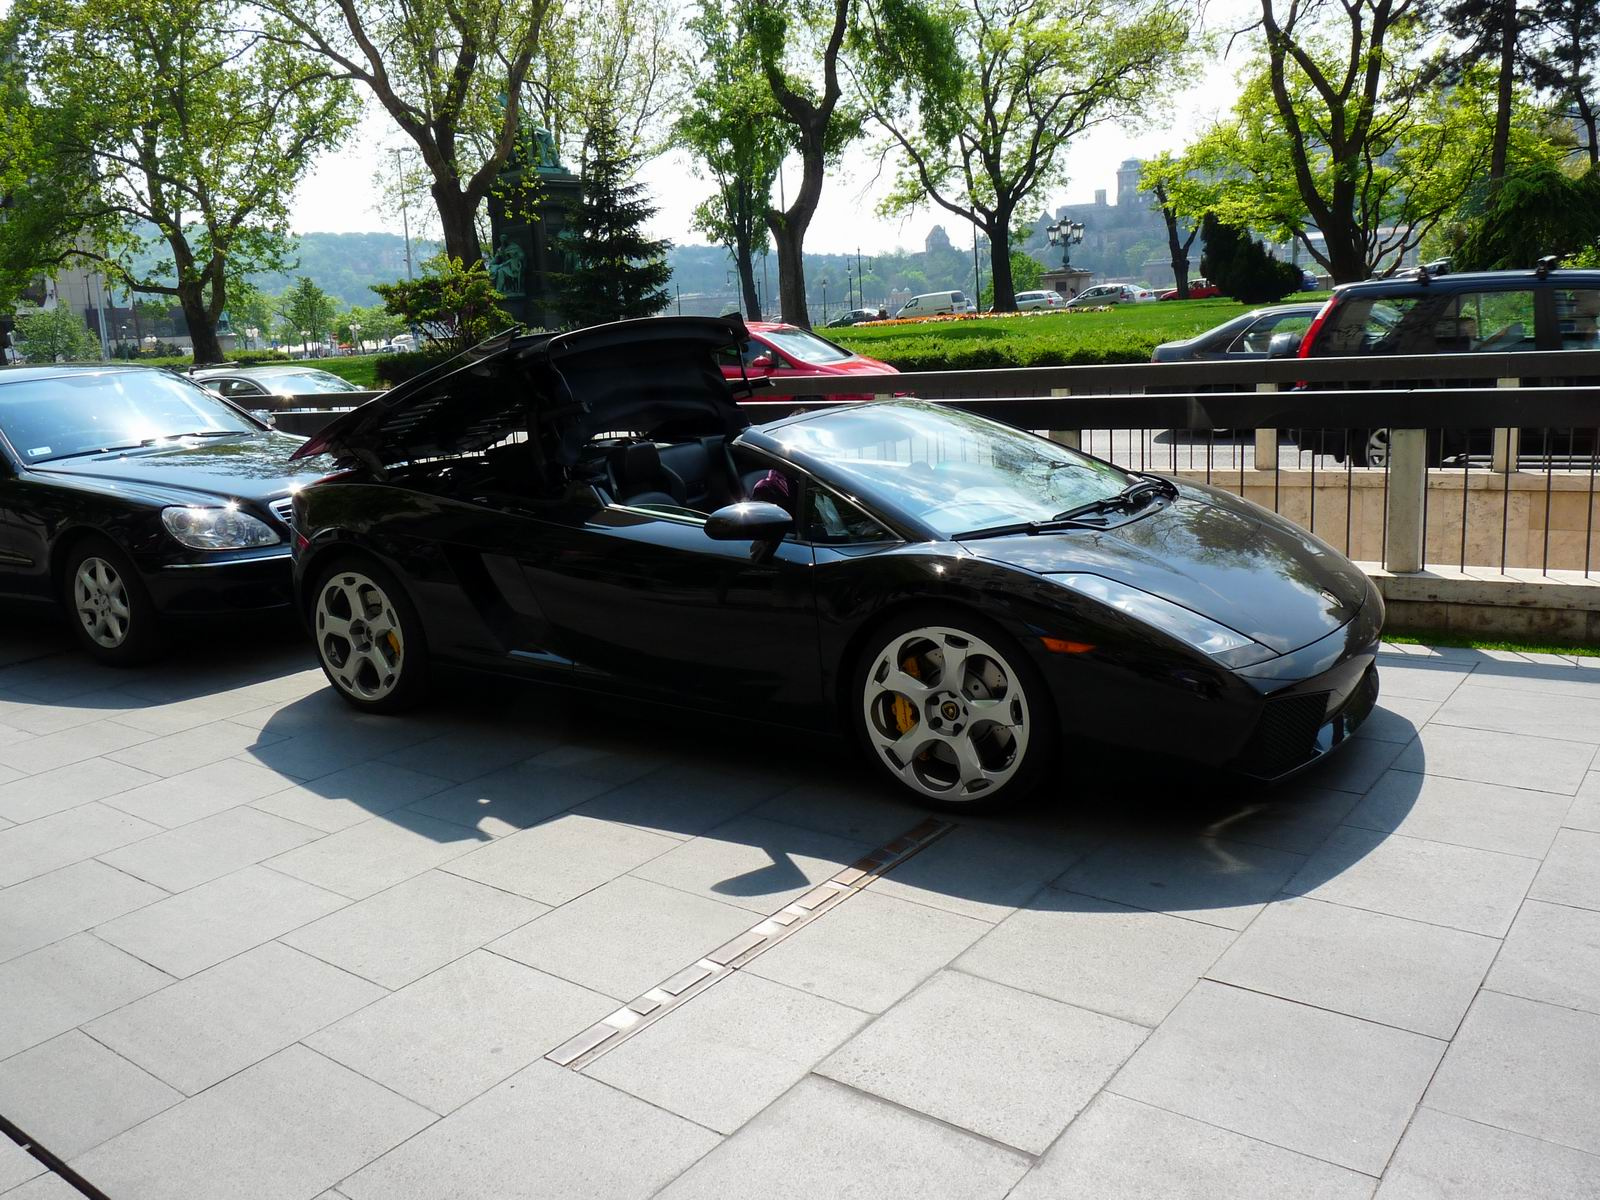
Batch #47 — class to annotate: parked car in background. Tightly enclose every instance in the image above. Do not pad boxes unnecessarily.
[718,321,898,402]
[1064,284,1150,308]
[290,317,1383,809]
[0,366,325,663]
[1150,303,1325,364]
[825,308,885,328]
[894,290,968,318]
[191,365,366,404]
[1158,279,1221,301]
[1292,266,1600,466]
[1014,290,1066,311]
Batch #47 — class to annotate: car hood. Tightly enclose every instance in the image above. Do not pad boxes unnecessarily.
[27,432,328,506]
[806,355,897,376]
[962,483,1370,654]
[293,317,751,468]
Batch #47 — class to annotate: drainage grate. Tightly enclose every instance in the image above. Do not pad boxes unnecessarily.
[546,817,955,1071]
[0,1113,112,1200]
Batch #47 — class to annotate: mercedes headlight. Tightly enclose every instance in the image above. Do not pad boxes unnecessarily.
[161,505,281,551]
[1050,573,1276,668]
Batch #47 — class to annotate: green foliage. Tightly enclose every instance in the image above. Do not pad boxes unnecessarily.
[1453,164,1600,270]
[338,305,405,350]
[555,119,672,327]
[979,251,1044,309]
[374,350,456,387]
[373,256,506,353]
[276,278,338,346]
[1199,216,1302,303]
[0,0,357,358]
[14,306,101,362]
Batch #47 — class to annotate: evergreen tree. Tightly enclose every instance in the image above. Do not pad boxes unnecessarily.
[556,118,672,329]
[1200,216,1301,304]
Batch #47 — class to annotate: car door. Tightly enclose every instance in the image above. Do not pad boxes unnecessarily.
[1226,311,1316,358]
[0,445,52,599]
[511,488,824,725]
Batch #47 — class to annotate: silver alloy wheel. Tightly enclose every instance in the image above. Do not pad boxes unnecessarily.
[315,570,405,702]
[862,625,1031,801]
[1365,428,1391,469]
[73,556,132,648]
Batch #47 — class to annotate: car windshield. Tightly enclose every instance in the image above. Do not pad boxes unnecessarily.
[767,402,1131,536]
[264,370,362,396]
[760,327,857,365]
[0,371,257,464]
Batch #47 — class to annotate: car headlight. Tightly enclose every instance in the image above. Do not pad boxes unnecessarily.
[1049,572,1276,668]
[161,505,281,550]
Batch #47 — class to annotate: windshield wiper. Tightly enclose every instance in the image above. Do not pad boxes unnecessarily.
[156,430,243,440]
[1050,474,1176,523]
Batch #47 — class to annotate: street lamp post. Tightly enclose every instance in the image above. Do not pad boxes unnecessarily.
[1045,220,1086,270]
[300,330,310,358]
[349,322,362,354]
[245,326,258,352]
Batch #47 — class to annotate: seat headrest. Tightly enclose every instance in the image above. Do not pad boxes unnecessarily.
[610,441,660,480]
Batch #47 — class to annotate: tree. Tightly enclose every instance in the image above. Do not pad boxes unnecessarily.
[0,0,356,363]
[677,2,788,320]
[260,0,554,266]
[555,118,672,328]
[1425,0,1529,185]
[855,0,1194,311]
[1141,152,1217,298]
[1527,0,1600,165]
[227,283,279,349]
[978,249,1042,308]
[373,255,505,353]
[276,278,337,349]
[1454,163,1600,269]
[1200,215,1301,303]
[339,304,404,350]
[14,305,101,362]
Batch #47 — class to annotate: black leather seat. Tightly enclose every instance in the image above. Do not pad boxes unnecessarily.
[608,442,684,507]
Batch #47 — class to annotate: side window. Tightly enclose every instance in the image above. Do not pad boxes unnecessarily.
[802,486,894,545]
[1450,290,1538,353]
[1318,297,1426,354]
[219,379,266,398]
[1231,313,1313,355]
[1552,289,1600,350]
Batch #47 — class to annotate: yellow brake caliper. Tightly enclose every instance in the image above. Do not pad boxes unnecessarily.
[892,655,920,735]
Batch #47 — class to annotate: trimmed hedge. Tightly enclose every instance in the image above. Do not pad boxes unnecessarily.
[374,351,452,387]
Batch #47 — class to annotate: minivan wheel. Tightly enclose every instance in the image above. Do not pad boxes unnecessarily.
[311,557,428,713]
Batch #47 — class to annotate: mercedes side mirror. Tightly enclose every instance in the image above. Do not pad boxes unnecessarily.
[251,410,277,428]
[706,501,792,544]
[1266,331,1302,359]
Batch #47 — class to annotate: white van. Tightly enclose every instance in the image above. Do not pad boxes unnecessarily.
[895,290,968,318]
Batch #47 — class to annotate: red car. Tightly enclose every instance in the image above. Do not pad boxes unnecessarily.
[1158,279,1222,300]
[719,321,899,402]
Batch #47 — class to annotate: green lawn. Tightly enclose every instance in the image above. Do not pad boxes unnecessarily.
[311,355,382,389]
[828,296,1328,370]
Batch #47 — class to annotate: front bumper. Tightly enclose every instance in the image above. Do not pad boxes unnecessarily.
[142,550,295,614]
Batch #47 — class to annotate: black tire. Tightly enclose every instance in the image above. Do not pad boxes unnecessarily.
[308,554,429,713]
[850,606,1057,813]
[59,535,163,666]
[1347,427,1444,468]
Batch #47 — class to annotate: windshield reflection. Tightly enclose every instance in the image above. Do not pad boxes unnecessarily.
[768,402,1130,535]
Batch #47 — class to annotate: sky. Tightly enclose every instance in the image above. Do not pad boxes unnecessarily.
[289,7,1254,256]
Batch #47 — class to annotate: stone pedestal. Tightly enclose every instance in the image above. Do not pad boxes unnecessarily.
[487,148,581,332]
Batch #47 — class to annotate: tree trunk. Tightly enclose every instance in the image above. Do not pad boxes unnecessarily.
[1163,209,1191,297]
[736,242,762,321]
[434,183,484,266]
[1490,0,1516,183]
[176,283,223,363]
[771,219,806,327]
[987,220,1016,311]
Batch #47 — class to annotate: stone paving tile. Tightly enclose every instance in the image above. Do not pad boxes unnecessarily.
[250,761,451,833]
[628,815,871,914]
[443,813,679,907]
[487,875,753,1001]
[113,685,286,735]
[1185,783,1362,856]
[1346,769,1573,859]
[657,1074,1029,1200]
[341,1059,719,1200]
[0,803,160,888]
[747,891,989,1014]
[305,949,614,1115]
[1374,1107,1600,1199]
[0,861,166,964]
[1055,833,1306,931]
[1308,736,1408,795]
[1529,828,1600,911]
[0,720,153,776]
[98,758,297,828]
[1207,896,1498,1038]
[955,891,1234,1027]
[1291,826,1538,937]
[1353,695,1437,744]
[1432,685,1600,745]
[284,870,546,989]
[94,865,350,978]
[404,761,618,838]
[267,810,489,900]
[1111,981,1446,1175]
[1485,898,1600,1014]
[85,941,383,1096]
[1565,771,1600,832]
[1009,1093,1377,1200]
[518,738,673,785]
[0,934,172,1060]
[867,824,1087,924]
[0,1031,181,1161]
[571,766,780,842]
[380,722,568,783]
[1424,990,1600,1156]
[71,1044,435,1200]
[1366,661,1472,702]
[750,779,927,847]
[1394,725,1596,794]
[97,806,321,893]
[0,759,160,825]
[0,690,138,736]
[240,724,426,783]
[104,718,284,778]
[0,1136,43,1193]
[588,970,865,1135]
[1457,660,1600,699]
[820,970,1146,1154]
[1,1172,83,1199]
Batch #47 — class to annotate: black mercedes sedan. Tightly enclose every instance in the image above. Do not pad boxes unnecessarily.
[289,317,1383,810]
[0,366,327,663]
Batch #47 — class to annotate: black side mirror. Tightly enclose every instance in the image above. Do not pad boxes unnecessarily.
[1266,331,1302,359]
[706,501,792,543]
